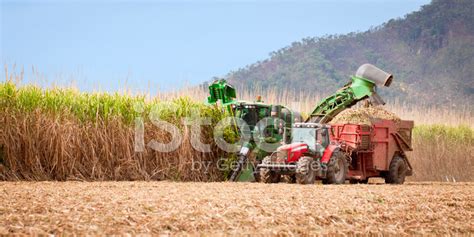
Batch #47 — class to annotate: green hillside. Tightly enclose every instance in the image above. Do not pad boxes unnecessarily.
[225,0,474,107]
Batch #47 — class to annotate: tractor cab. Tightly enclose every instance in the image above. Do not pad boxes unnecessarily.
[291,123,329,153]
[275,123,330,163]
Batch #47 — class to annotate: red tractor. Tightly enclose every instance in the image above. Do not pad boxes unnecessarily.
[257,119,413,184]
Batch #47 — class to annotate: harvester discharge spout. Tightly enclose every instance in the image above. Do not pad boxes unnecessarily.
[306,64,393,123]
[355,63,393,87]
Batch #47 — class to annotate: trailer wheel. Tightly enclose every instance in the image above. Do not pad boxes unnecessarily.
[385,156,407,184]
[296,156,316,184]
[325,151,348,184]
[259,156,281,183]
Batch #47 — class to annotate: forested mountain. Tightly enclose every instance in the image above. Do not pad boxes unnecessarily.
[224,0,474,107]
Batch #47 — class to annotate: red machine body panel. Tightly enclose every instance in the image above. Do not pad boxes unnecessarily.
[321,144,338,164]
[277,142,308,163]
[330,119,414,181]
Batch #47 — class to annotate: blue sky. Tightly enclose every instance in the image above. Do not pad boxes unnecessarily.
[1,0,430,93]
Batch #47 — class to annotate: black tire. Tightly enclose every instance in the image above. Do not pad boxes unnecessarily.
[259,156,281,183]
[325,151,348,184]
[350,179,368,184]
[282,175,296,183]
[252,168,261,183]
[385,156,407,184]
[296,156,316,184]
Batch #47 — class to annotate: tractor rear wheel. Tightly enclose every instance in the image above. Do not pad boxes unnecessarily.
[385,156,407,184]
[325,151,348,184]
[296,156,316,184]
[259,156,281,183]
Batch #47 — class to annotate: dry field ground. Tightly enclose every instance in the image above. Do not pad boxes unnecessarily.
[1,182,473,235]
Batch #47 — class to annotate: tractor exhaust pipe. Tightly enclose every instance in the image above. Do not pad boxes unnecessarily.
[355,64,393,87]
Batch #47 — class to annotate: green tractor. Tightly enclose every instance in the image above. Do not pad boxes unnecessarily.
[207,79,302,181]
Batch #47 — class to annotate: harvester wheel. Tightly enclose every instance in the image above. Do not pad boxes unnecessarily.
[259,156,281,183]
[325,151,348,184]
[385,156,407,184]
[296,156,316,184]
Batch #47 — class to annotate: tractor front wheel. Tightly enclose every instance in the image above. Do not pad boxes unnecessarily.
[385,156,408,184]
[296,156,316,184]
[325,151,348,184]
[282,175,296,183]
[259,156,281,183]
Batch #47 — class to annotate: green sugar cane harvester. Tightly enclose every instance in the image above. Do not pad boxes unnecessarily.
[207,79,302,182]
[208,64,393,182]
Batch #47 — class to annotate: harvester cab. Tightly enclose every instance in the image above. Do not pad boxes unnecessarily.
[207,79,302,182]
